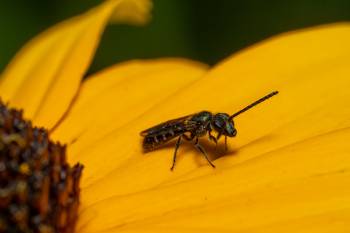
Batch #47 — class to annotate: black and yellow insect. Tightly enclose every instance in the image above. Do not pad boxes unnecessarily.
[140,91,278,170]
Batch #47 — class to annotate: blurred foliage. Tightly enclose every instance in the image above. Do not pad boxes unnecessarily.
[1,0,350,75]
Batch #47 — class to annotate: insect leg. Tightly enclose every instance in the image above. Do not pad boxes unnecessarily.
[208,129,217,149]
[225,136,228,151]
[194,137,215,168]
[216,132,222,141]
[171,136,182,171]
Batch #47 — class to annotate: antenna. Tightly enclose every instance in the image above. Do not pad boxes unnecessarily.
[229,91,278,119]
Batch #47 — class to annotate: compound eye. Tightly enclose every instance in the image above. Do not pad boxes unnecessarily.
[226,123,237,137]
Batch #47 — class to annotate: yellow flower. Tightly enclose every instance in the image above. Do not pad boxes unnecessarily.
[1,0,350,232]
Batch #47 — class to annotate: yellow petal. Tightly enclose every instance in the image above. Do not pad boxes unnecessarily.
[110,0,153,25]
[73,23,350,232]
[77,128,350,233]
[51,58,207,148]
[51,58,207,184]
[0,0,151,129]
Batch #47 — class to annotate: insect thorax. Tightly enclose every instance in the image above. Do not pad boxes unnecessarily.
[190,111,212,136]
[191,111,212,123]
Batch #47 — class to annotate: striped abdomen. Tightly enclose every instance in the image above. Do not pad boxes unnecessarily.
[141,121,188,151]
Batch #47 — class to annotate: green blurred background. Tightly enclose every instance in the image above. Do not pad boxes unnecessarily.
[1,0,350,75]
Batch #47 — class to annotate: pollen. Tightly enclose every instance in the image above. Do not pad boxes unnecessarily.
[0,99,83,233]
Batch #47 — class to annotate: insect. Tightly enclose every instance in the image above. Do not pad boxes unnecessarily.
[140,91,278,170]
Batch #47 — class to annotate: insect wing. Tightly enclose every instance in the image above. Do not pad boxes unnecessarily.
[140,114,194,137]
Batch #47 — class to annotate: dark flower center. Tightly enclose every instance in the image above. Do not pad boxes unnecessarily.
[0,99,83,233]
